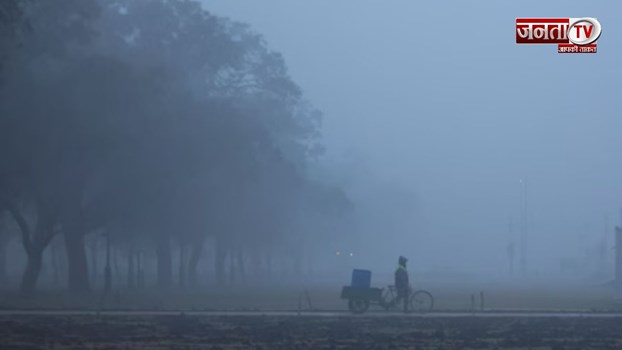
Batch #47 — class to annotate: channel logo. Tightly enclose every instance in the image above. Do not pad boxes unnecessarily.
[516,18,601,54]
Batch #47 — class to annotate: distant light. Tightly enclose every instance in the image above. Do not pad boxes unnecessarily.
[336,251,340,256]
[349,252,354,257]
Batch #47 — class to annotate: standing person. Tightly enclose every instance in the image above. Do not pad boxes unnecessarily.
[395,255,410,312]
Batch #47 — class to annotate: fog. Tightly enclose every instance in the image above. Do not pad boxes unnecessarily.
[1,0,621,305]
[3,3,622,347]
[203,0,622,278]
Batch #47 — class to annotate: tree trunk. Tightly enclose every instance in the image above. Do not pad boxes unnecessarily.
[20,248,43,296]
[235,248,245,284]
[0,213,6,287]
[103,234,111,295]
[215,239,226,285]
[64,231,90,294]
[156,235,172,288]
[228,251,235,285]
[0,237,7,287]
[136,251,143,289]
[265,250,273,280]
[89,240,98,288]
[113,245,119,282]
[12,200,56,296]
[179,245,186,288]
[187,235,205,288]
[127,247,135,289]
[51,241,61,287]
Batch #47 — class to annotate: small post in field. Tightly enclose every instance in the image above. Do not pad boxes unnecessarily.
[470,294,475,312]
[480,291,485,312]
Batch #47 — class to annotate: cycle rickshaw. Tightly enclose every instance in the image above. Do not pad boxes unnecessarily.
[341,284,434,314]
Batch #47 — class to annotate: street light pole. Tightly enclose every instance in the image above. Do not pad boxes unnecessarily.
[519,179,527,277]
[104,230,111,296]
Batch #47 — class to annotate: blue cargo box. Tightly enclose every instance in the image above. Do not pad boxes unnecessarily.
[341,286,382,301]
[351,269,371,288]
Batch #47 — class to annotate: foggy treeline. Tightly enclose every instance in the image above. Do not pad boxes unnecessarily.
[0,0,353,296]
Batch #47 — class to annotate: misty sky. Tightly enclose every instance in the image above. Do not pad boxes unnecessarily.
[200,0,622,277]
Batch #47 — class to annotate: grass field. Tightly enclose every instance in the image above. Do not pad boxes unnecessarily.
[1,280,620,312]
[1,280,621,349]
[2,314,622,349]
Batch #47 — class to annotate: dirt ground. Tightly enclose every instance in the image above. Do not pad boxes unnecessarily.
[2,314,622,350]
[0,281,618,312]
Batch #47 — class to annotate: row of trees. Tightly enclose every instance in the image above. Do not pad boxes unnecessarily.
[0,0,351,295]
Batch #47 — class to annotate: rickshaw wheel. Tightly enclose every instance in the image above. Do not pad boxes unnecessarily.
[348,299,370,314]
[409,290,434,313]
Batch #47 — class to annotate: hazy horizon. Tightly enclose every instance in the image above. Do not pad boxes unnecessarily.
[201,0,622,278]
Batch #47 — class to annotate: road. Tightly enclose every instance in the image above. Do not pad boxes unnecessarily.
[1,309,622,317]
